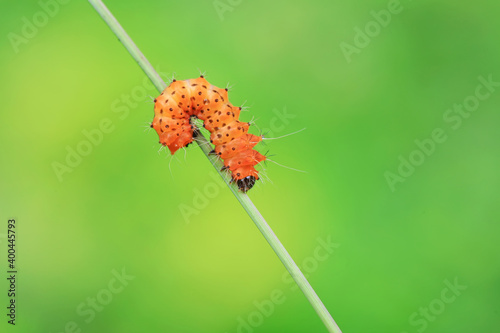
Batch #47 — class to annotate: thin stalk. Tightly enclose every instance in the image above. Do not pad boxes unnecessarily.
[87,1,342,332]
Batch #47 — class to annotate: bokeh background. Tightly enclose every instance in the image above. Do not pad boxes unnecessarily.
[1,0,499,332]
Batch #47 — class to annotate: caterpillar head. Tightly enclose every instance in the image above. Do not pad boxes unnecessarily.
[232,165,259,192]
[237,176,256,193]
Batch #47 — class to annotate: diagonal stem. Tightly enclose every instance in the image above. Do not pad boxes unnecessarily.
[87,1,342,332]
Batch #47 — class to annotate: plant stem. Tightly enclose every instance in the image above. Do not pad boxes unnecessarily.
[87,1,342,332]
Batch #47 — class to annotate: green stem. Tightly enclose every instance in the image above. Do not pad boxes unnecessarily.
[87,1,342,332]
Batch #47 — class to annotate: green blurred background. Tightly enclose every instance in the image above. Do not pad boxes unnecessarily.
[1,0,499,332]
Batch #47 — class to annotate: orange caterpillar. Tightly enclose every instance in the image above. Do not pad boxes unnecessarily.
[151,76,266,192]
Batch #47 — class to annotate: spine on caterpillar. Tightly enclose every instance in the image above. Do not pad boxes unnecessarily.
[151,76,265,192]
